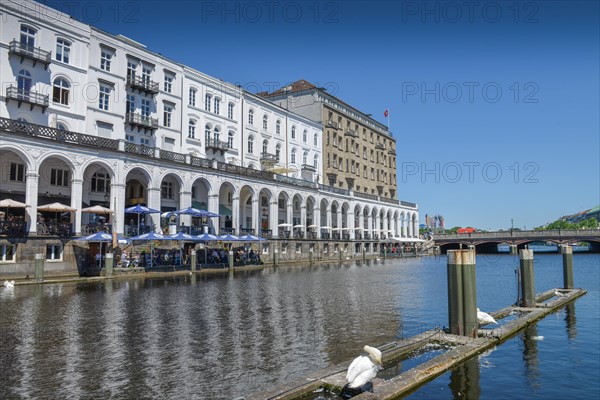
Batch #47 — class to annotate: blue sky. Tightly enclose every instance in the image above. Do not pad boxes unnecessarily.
[46,0,599,229]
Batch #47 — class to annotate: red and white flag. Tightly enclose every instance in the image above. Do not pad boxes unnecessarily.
[384,109,389,118]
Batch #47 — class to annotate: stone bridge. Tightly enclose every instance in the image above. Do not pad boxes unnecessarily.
[433,229,600,253]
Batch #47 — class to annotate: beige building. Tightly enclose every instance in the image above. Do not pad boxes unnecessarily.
[262,80,398,201]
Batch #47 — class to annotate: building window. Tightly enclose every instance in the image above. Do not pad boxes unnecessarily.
[214,97,220,114]
[213,126,220,142]
[314,133,318,146]
[314,155,319,170]
[276,120,281,135]
[161,181,174,199]
[141,99,150,117]
[52,78,70,105]
[126,94,135,114]
[303,151,308,165]
[163,104,173,127]
[140,137,150,146]
[303,129,307,143]
[205,124,211,143]
[228,131,234,148]
[188,120,196,139]
[262,140,268,154]
[0,244,16,263]
[275,144,281,161]
[20,25,36,50]
[291,126,296,139]
[291,148,296,164]
[164,74,173,93]
[189,88,196,106]
[9,162,25,182]
[17,69,32,94]
[50,168,69,187]
[205,93,212,112]
[55,39,71,63]
[127,61,137,78]
[228,102,234,119]
[99,84,111,111]
[248,109,254,125]
[91,172,111,193]
[100,49,112,71]
[263,115,268,130]
[126,134,135,143]
[46,244,62,261]
[248,135,254,153]
[142,67,151,84]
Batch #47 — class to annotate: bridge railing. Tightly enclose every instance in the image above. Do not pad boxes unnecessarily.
[434,229,600,240]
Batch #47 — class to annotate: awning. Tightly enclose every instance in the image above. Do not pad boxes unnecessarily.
[390,237,425,243]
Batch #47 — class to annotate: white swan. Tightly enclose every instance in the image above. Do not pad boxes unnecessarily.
[477,308,497,326]
[345,345,383,389]
[3,280,15,288]
[554,289,566,298]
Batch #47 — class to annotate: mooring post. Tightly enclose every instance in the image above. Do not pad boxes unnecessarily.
[105,253,113,278]
[461,249,477,338]
[228,250,234,270]
[191,251,197,273]
[447,250,463,335]
[519,249,535,307]
[309,249,313,265]
[561,245,574,289]
[273,247,279,267]
[34,253,44,282]
[362,245,366,261]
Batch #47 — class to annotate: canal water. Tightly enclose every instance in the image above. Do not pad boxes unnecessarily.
[1,254,598,399]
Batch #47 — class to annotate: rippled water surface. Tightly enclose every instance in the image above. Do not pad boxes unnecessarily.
[1,254,598,399]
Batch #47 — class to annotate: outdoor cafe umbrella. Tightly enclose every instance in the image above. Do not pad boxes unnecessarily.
[169,232,201,266]
[81,205,113,214]
[75,231,129,269]
[129,231,175,268]
[0,199,27,219]
[125,204,160,235]
[278,223,292,228]
[239,234,266,242]
[38,202,75,223]
[195,232,219,265]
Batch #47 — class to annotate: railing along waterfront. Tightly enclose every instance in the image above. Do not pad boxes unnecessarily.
[0,117,418,209]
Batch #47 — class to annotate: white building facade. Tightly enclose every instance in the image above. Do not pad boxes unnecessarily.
[0,0,419,261]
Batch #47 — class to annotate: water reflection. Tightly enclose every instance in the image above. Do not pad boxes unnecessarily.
[520,325,541,390]
[0,264,402,399]
[449,357,481,399]
[564,303,577,340]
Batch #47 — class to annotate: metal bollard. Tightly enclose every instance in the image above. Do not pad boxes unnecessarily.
[105,253,114,278]
[191,251,197,273]
[34,253,44,282]
[461,249,477,338]
[228,250,234,270]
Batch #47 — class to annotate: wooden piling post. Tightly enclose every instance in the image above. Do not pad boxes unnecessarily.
[519,249,535,307]
[461,249,477,338]
[561,245,574,289]
[447,250,463,335]
[191,251,197,273]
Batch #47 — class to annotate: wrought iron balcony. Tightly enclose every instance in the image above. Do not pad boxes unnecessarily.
[344,129,358,138]
[126,74,159,95]
[327,120,339,129]
[5,86,49,111]
[125,112,158,131]
[260,152,279,163]
[301,164,316,172]
[388,148,396,155]
[376,143,385,150]
[205,138,230,152]
[8,40,51,68]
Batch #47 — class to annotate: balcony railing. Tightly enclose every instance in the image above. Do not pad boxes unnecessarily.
[205,138,229,151]
[376,143,385,150]
[260,152,279,163]
[126,112,158,131]
[327,120,339,129]
[126,74,159,95]
[380,196,399,205]
[388,148,396,155]
[301,164,316,172]
[0,117,419,214]
[5,86,49,111]
[0,221,27,237]
[125,142,154,157]
[8,40,51,68]
[344,129,358,138]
